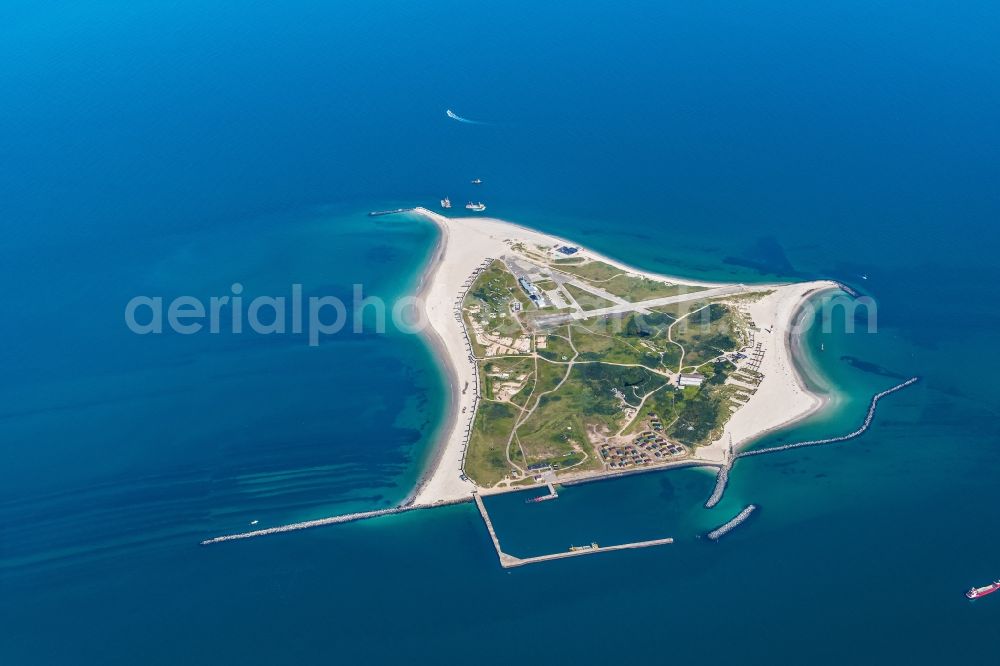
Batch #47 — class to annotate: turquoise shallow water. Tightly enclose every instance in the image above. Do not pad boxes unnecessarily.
[3,1,1000,663]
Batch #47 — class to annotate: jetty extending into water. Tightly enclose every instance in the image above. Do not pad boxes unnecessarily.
[704,463,731,509]
[474,494,673,568]
[368,207,414,217]
[525,482,558,503]
[737,377,919,460]
[707,505,757,540]
[201,378,919,553]
[199,498,469,545]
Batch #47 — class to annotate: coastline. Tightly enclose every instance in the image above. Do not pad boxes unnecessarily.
[404,222,462,505]
[718,284,841,457]
[405,208,838,504]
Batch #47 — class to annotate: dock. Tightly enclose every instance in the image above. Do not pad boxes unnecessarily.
[474,493,519,567]
[525,482,558,503]
[474,493,673,569]
[503,537,675,568]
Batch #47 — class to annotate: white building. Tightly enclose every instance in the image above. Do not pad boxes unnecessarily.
[678,373,705,388]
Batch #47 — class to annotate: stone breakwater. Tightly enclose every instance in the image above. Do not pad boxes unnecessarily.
[707,505,757,540]
[704,464,730,509]
[200,498,471,545]
[736,377,920,459]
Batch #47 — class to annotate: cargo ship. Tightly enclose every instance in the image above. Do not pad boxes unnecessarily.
[465,202,486,212]
[966,581,1000,600]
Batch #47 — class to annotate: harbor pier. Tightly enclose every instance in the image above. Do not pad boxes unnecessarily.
[474,492,674,569]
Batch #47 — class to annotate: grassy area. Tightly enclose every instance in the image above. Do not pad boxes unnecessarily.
[551,260,623,282]
[516,363,667,467]
[533,357,569,397]
[668,361,738,446]
[537,329,575,362]
[672,303,747,367]
[651,300,713,319]
[572,323,662,369]
[572,312,680,370]
[509,376,535,408]
[562,282,617,311]
[480,357,534,401]
[464,260,527,337]
[599,274,707,302]
[461,259,754,485]
[466,401,519,486]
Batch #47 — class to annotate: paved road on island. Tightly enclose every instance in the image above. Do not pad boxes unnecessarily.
[534,284,749,323]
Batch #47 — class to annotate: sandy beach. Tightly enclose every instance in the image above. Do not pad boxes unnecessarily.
[408,208,837,504]
[694,281,839,463]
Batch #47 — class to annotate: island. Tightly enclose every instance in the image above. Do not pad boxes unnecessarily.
[201,207,917,558]
[410,208,835,505]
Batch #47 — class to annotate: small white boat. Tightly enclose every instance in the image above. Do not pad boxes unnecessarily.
[250,520,259,526]
[465,201,486,212]
[441,197,451,209]
[471,178,482,185]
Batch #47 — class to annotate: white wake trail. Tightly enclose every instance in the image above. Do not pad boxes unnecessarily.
[446,109,489,125]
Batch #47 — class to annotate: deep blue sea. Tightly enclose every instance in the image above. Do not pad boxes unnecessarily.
[2,2,999,663]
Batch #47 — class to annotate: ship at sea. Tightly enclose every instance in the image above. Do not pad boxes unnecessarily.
[440,197,451,209]
[465,202,486,212]
[471,178,482,184]
[966,581,1000,600]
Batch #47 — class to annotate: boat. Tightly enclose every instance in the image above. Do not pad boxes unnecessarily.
[966,581,1000,600]
[471,178,482,184]
[440,197,451,209]
[250,520,259,526]
[465,202,486,212]
[569,542,599,552]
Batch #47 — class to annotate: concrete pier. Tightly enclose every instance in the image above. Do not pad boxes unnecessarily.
[503,537,675,568]
[474,493,673,568]
[474,493,519,567]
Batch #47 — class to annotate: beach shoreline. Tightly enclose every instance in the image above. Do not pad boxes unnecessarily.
[725,285,840,455]
[405,208,838,504]
[404,221,462,505]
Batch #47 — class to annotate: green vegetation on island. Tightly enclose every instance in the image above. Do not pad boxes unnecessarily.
[460,254,764,488]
